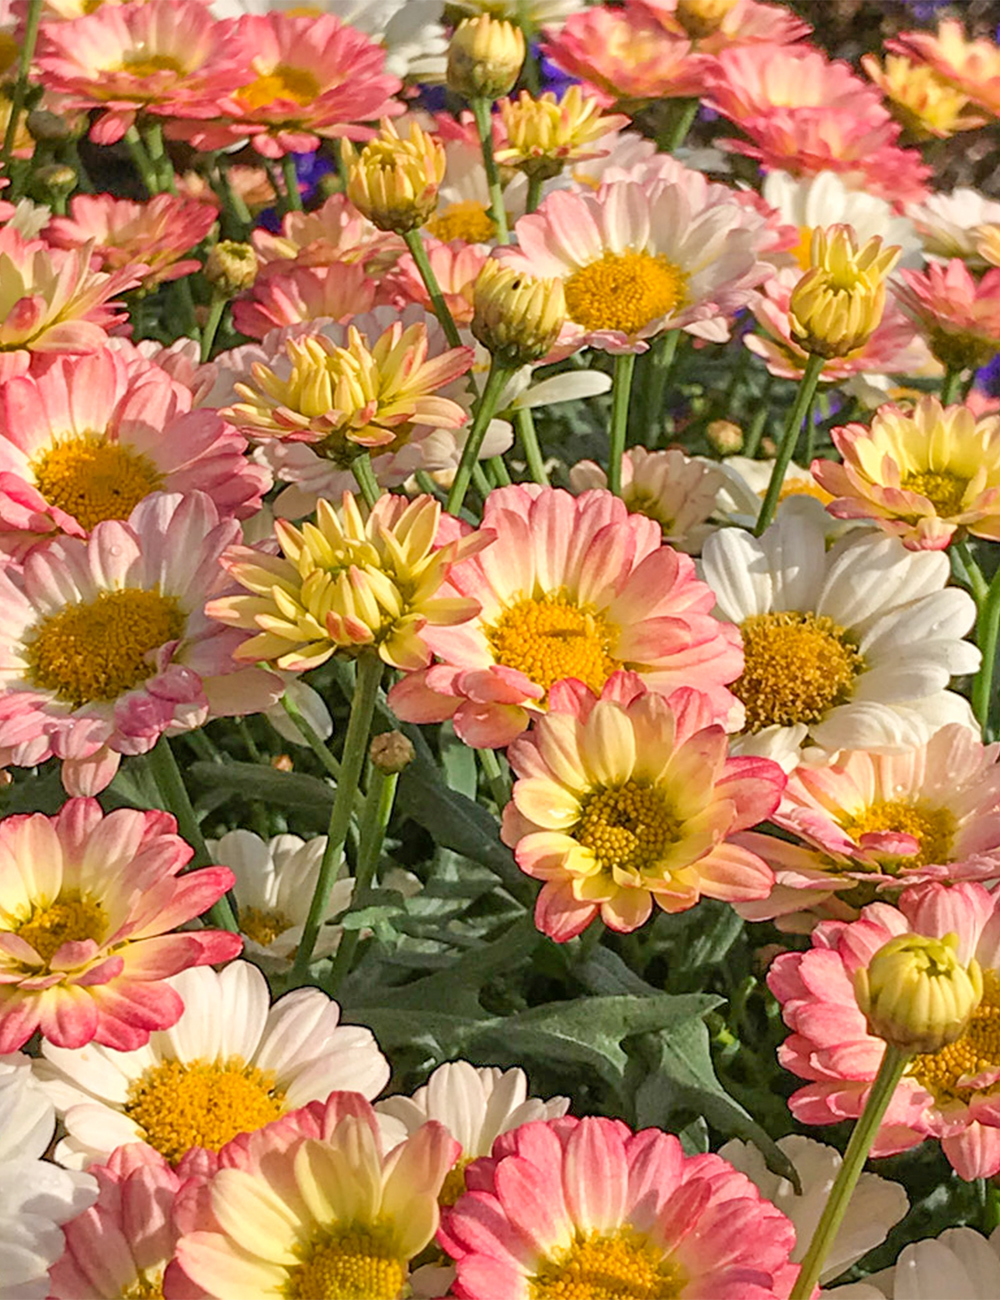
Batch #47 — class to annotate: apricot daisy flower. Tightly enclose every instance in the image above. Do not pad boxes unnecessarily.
[0,491,281,795]
[207,491,491,672]
[46,194,218,290]
[0,798,241,1054]
[502,672,782,940]
[389,485,744,749]
[251,193,394,271]
[814,397,1000,550]
[439,1115,797,1299]
[0,349,269,555]
[862,52,989,140]
[173,1092,458,1300]
[700,504,979,769]
[894,259,1000,372]
[768,881,1000,1180]
[230,260,378,339]
[35,960,390,1168]
[907,189,1000,265]
[890,20,1000,117]
[737,723,1000,928]
[499,180,768,353]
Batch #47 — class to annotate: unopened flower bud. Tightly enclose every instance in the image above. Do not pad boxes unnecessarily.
[675,0,740,39]
[706,419,743,455]
[342,118,446,234]
[271,754,293,771]
[370,730,415,774]
[33,163,76,202]
[448,15,526,101]
[472,258,566,366]
[26,108,75,144]
[789,224,901,360]
[854,932,983,1055]
[205,240,258,295]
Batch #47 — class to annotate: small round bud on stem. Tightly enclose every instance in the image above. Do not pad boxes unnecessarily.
[342,118,446,235]
[472,258,566,367]
[205,241,258,295]
[447,15,526,101]
[706,419,743,455]
[854,931,983,1055]
[26,108,76,144]
[370,730,415,775]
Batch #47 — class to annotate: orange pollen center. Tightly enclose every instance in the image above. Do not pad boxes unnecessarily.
[118,54,185,77]
[486,591,620,697]
[529,1227,686,1300]
[14,890,107,965]
[910,968,1000,1104]
[841,798,955,871]
[576,782,680,879]
[30,437,163,531]
[425,200,497,244]
[287,1222,407,1300]
[901,469,969,517]
[240,906,294,947]
[239,64,322,111]
[564,250,686,337]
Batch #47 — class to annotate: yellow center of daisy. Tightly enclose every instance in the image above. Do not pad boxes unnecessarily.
[118,54,185,77]
[425,201,497,244]
[26,589,185,708]
[576,783,679,877]
[438,1156,473,1208]
[15,891,107,965]
[120,1270,165,1300]
[901,469,969,518]
[31,438,163,532]
[240,906,294,947]
[564,250,687,337]
[530,1227,686,1300]
[486,592,620,697]
[841,798,955,870]
[910,968,1000,1104]
[735,611,865,731]
[240,65,322,110]
[758,477,832,505]
[288,1223,407,1300]
[124,1057,286,1165]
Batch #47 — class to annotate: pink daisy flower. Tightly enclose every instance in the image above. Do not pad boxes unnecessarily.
[231,260,378,340]
[46,193,217,290]
[0,797,240,1052]
[389,485,743,749]
[768,881,1000,1180]
[890,20,1000,117]
[894,259,1000,372]
[501,672,782,940]
[0,349,269,555]
[639,0,811,50]
[251,193,397,271]
[390,237,490,327]
[34,0,246,145]
[439,1115,798,1299]
[705,42,879,122]
[737,724,1000,929]
[169,12,402,159]
[0,491,281,795]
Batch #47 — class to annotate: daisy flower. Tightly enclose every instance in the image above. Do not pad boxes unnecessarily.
[251,192,395,270]
[768,881,1000,1180]
[390,237,489,327]
[439,1115,797,1299]
[875,1226,1000,1300]
[499,179,768,353]
[0,798,241,1054]
[46,193,217,290]
[699,504,979,769]
[35,960,390,1168]
[890,20,1000,117]
[737,723,1000,928]
[907,188,1000,265]
[172,1091,458,1299]
[862,52,988,140]
[640,0,811,50]
[0,1051,97,1300]
[0,491,282,795]
[713,454,835,532]
[814,397,1000,550]
[894,259,1000,372]
[389,484,744,750]
[0,349,269,555]
[501,671,783,940]
[705,42,880,124]
[230,260,378,339]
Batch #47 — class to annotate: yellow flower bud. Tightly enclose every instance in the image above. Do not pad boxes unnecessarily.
[789,224,901,360]
[471,258,566,366]
[675,0,740,39]
[706,419,743,455]
[854,932,984,1055]
[495,85,627,181]
[205,241,259,295]
[447,15,526,102]
[342,119,447,235]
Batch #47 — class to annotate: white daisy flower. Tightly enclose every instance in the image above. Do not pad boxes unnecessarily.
[0,1053,97,1300]
[908,188,1000,265]
[719,1135,907,1287]
[450,0,580,29]
[33,960,390,1169]
[700,504,980,768]
[880,1225,1000,1299]
[264,677,334,748]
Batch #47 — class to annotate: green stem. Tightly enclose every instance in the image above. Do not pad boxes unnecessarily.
[290,651,382,981]
[172,276,200,343]
[1,0,41,182]
[515,406,549,485]
[215,156,252,239]
[402,228,464,349]
[659,97,699,153]
[351,452,382,507]
[488,453,511,486]
[754,352,824,537]
[954,539,989,603]
[940,367,962,405]
[473,461,494,501]
[643,329,680,449]
[124,127,161,196]
[415,469,445,500]
[972,557,1000,733]
[608,351,637,496]
[790,1045,911,1300]
[142,122,176,193]
[470,97,509,244]
[200,293,226,362]
[146,735,238,933]
[742,377,773,458]
[325,764,399,995]
[446,360,513,515]
[479,746,511,809]
[281,153,303,211]
[526,172,544,214]
[277,692,341,780]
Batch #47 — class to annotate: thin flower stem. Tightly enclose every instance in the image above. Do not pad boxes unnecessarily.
[147,735,239,933]
[488,453,511,486]
[473,461,494,500]
[972,558,1000,732]
[291,650,383,981]
[479,745,511,809]
[415,469,445,500]
[351,452,383,507]
[277,692,342,780]
[754,351,824,537]
[401,229,464,349]
[124,127,162,196]
[447,360,513,515]
[281,153,303,211]
[526,172,544,214]
[214,156,252,239]
[515,406,549,485]
[200,294,227,362]
[142,122,176,194]
[742,376,774,458]
[659,97,698,153]
[1,0,42,183]
[608,350,637,496]
[470,97,509,244]
[954,539,989,603]
[643,329,680,449]
[325,764,399,996]
[790,1044,910,1300]
[940,367,962,405]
